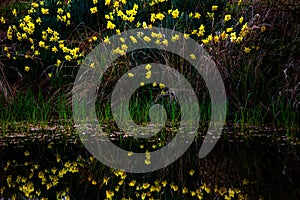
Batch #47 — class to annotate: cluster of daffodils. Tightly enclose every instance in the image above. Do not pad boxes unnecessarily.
[1,0,80,79]
[0,0,266,80]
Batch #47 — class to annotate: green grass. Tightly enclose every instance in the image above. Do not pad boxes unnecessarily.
[0,83,298,142]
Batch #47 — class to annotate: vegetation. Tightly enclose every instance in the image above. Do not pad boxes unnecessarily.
[0,0,299,199]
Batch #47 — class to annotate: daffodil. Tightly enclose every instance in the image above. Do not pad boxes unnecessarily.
[136,21,141,27]
[244,47,251,53]
[105,0,111,6]
[171,34,180,42]
[162,39,168,46]
[130,35,137,43]
[184,33,190,39]
[261,25,266,32]
[128,73,134,77]
[41,8,49,15]
[143,36,151,42]
[119,37,125,43]
[113,1,119,8]
[107,21,116,29]
[230,32,237,42]
[171,9,179,18]
[156,13,165,21]
[34,50,40,56]
[224,14,231,21]
[145,64,151,70]
[31,2,39,8]
[65,55,72,61]
[150,13,156,23]
[226,27,233,33]
[39,41,45,47]
[12,9,17,17]
[121,44,128,50]
[154,38,161,44]
[214,35,219,43]
[90,7,98,14]
[202,39,209,44]
[221,31,228,40]
[51,46,58,53]
[144,159,151,165]
[36,17,42,24]
[239,16,244,24]
[90,62,95,68]
[104,36,110,44]
[190,54,196,60]
[194,12,201,19]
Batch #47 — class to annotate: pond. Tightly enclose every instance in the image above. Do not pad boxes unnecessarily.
[0,124,299,199]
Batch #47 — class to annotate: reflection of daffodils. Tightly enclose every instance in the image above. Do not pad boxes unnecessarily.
[106,190,114,199]
[128,72,134,77]
[103,177,110,185]
[24,150,30,156]
[190,54,196,60]
[146,70,151,79]
[129,180,136,186]
[189,169,195,176]
[170,182,178,191]
[201,183,210,193]
[19,181,35,197]
[161,180,167,187]
[1,155,249,199]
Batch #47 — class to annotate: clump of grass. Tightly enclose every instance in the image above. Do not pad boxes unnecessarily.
[0,87,73,133]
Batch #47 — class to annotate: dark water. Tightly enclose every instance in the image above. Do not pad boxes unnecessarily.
[202,138,300,199]
[0,127,299,199]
